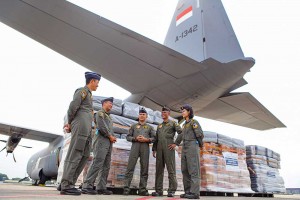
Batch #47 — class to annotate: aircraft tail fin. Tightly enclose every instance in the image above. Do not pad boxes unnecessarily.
[164,0,244,62]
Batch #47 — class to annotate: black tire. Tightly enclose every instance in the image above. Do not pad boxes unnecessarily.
[32,180,38,186]
[38,170,49,185]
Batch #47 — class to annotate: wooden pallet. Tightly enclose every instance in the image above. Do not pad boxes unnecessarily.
[238,193,274,197]
[200,191,234,196]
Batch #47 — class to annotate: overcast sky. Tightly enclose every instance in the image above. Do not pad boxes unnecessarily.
[0,0,299,188]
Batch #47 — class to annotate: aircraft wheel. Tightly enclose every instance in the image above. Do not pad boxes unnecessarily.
[38,171,49,185]
[32,180,38,186]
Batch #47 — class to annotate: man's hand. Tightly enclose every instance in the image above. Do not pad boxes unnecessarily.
[140,136,150,143]
[152,151,156,158]
[136,135,144,142]
[63,124,71,133]
[168,143,176,150]
[109,135,117,143]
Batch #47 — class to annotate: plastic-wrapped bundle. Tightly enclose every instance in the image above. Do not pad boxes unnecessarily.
[93,96,123,115]
[267,157,279,168]
[111,114,136,134]
[120,134,127,139]
[200,143,252,193]
[153,111,163,125]
[246,145,285,193]
[122,102,154,123]
[217,133,233,147]
[111,114,137,127]
[246,145,267,156]
[122,102,140,120]
[145,107,154,124]
[266,148,273,158]
[113,123,130,135]
[232,138,245,149]
[271,150,281,161]
[248,164,285,193]
[246,155,268,165]
[203,131,218,143]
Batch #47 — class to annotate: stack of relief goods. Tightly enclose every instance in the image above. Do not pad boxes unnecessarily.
[246,145,286,193]
[200,132,253,193]
[176,131,252,193]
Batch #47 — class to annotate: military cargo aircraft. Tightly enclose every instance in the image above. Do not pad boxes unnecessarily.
[0,0,285,184]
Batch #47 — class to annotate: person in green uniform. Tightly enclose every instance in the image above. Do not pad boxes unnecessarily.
[60,72,101,195]
[169,104,203,199]
[152,106,182,197]
[82,97,117,195]
[123,107,155,196]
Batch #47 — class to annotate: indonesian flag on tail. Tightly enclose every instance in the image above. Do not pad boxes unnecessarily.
[176,6,193,26]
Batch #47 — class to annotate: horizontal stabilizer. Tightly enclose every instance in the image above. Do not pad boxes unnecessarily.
[0,122,62,143]
[198,93,286,130]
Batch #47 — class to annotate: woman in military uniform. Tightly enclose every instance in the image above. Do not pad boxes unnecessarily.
[170,104,203,199]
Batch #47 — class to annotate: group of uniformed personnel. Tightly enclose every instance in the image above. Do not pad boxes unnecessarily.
[60,72,203,199]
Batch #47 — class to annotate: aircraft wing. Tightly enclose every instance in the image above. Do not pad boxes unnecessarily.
[0,0,285,130]
[198,93,286,130]
[0,122,62,143]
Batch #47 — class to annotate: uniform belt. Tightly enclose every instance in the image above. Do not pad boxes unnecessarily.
[183,139,196,142]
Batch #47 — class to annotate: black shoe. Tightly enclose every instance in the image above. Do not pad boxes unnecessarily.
[60,188,81,195]
[152,191,163,196]
[123,189,130,196]
[186,193,199,199]
[97,189,113,195]
[56,184,61,191]
[139,190,149,196]
[180,192,190,198]
[167,192,175,197]
[81,188,97,195]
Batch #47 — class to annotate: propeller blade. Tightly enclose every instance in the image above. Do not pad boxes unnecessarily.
[0,140,7,143]
[13,153,16,162]
[0,146,6,152]
[19,145,32,149]
[18,176,29,182]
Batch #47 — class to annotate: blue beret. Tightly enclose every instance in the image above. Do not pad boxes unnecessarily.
[85,71,101,80]
[139,107,147,114]
[101,97,114,104]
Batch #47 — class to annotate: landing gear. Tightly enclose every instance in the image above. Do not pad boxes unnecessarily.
[32,170,50,186]
[38,171,48,185]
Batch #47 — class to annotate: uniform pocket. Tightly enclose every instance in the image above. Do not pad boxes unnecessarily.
[74,135,87,152]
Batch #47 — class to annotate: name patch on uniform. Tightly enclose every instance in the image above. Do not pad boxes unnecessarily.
[136,125,141,129]
[158,124,163,129]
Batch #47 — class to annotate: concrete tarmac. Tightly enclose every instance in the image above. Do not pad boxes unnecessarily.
[0,183,299,200]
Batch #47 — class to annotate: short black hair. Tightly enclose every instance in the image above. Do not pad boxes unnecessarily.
[86,78,93,85]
